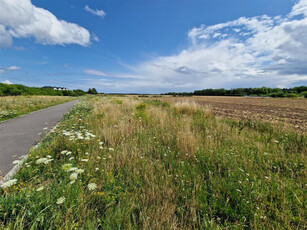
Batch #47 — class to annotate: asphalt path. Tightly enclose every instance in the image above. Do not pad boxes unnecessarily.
[0,100,78,177]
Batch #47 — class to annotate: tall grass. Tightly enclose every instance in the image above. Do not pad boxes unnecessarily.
[0,96,305,229]
[0,96,74,121]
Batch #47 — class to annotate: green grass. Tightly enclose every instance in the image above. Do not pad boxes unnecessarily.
[0,96,305,229]
[0,96,75,122]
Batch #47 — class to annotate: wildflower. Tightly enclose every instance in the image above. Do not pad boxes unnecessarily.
[68,167,78,172]
[108,148,114,151]
[81,159,88,162]
[236,189,242,193]
[99,142,104,145]
[1,179,17,188]
[12,160,21,164]
[75,169,84,174]
[95,167,99,171]
[69,157,74,161]
[36,186,44,191]
[85,152,89,155]
[70,173,78,181]
[44,159,53,165]
[56,196,66,205]
[43,127,48,130]
[70,180,75,184]
[66,151,72,156]
[46,155,52,158]
[61,150,68,155]
[36,158,48,164]
[88,183,97,191]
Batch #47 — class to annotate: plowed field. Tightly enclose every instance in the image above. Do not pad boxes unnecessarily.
[157,96,307,132]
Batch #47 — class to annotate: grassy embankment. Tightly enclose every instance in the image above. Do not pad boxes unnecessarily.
[0,96,306,229]
[0,96,74,122]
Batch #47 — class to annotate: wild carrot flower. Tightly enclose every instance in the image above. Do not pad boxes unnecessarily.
[36,158,47,164]
[36,186,44,191]
[1,179,17,188]
[88,183,97,191]
[75,169,84,174]
[70,173,78,181]
[12,160,21,164]
[56,196,65,205]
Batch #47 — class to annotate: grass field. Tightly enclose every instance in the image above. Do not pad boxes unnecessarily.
[0,96,306,229]
[0,96,74,122]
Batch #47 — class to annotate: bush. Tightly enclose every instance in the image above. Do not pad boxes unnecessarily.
[300,91,307,98]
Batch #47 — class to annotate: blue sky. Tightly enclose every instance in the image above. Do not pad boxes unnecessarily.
[0,0,307,93]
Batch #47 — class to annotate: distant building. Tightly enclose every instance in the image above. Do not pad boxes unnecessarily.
[43,86,69,91]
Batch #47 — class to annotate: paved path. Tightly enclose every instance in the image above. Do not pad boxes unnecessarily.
[0,100,78,177]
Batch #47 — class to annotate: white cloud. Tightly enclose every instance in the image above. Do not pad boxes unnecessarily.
[289,0,307,17]
[83,69,112,77]
[1,80,13,85]
[0,0,91,48]
[84,5,106,19]
[6,66,20,71]
[92,34,99,42]
[0,65,21,74]
[0,25,12,48]
[92,0,307,93]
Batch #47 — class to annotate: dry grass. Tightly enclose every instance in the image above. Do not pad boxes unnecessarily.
[0,96,306,229]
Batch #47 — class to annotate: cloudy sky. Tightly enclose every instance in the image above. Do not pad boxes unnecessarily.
[0,0,307,93]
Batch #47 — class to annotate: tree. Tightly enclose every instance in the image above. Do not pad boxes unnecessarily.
[87,88,98,94]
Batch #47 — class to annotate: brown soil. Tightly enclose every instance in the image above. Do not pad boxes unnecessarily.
[155,96,307,133]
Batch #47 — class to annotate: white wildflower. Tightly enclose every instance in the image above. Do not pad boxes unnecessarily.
[69,157,74,161]
[44,159,53,164]
[69,173,78,181]
[75,169,84,174]
[36,186,44,191]
[61,150,68,155]
[36,158,48,164]
[88,183,97,191]
[56,196,66,205]
[68,167,78,172]
[12,160,21,164]
[81,159,88,162]
[108,148,114,151]
[1,179,17,188]
[95,167,99,172]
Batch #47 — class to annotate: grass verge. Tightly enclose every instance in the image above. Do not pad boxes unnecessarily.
[0,96,75,122]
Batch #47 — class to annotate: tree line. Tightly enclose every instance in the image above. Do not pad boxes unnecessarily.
[166,86,307,98]
[0,83,99,97]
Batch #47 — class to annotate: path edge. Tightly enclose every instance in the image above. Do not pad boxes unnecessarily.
[0,101,78,185]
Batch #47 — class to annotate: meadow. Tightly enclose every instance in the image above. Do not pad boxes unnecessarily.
[0,96,74,122]
[0,96,306,229]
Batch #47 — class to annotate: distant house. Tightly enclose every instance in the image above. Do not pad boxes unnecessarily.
[43,86,69,91]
